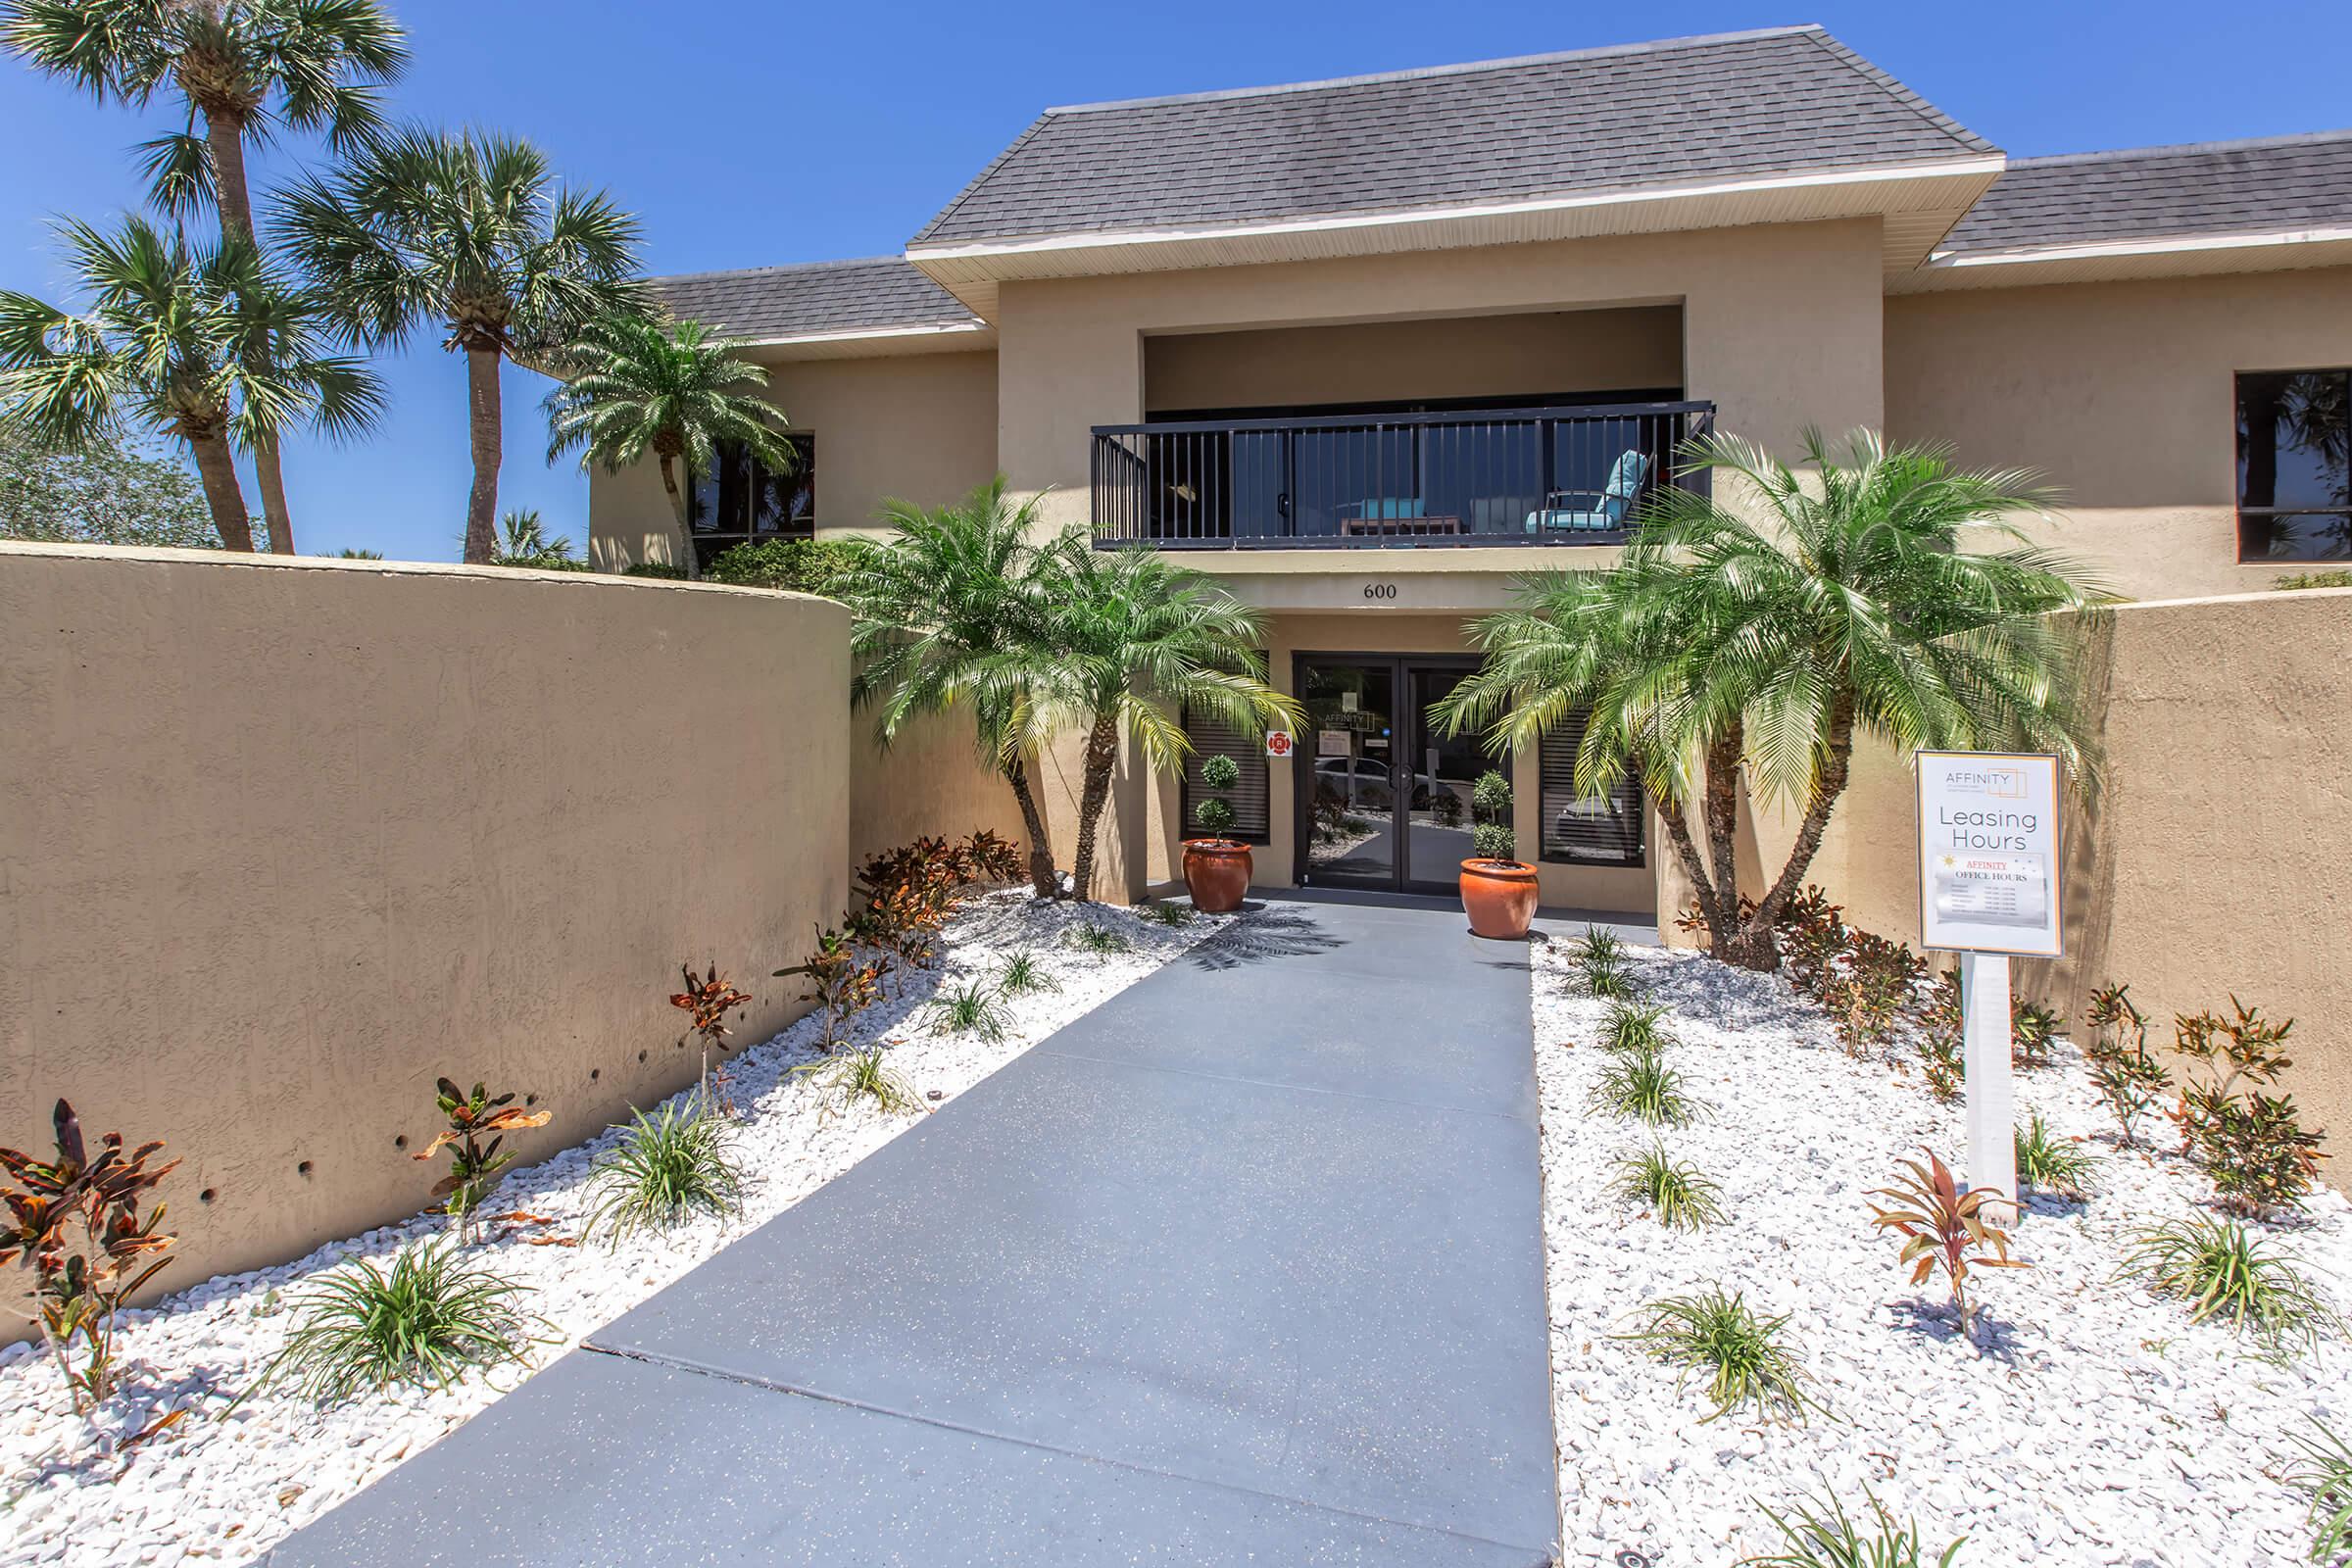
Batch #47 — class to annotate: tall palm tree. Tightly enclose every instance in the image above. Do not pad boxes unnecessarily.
[841,479,1064,898]
[4,0,408,555]
[542,312,793,581]
[1436,428,2107,969]
[0,216,379,550]
[1030,542,1301,903]
[274,126,643,564]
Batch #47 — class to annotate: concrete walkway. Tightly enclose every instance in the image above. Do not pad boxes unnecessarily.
[264,898,1558,1566]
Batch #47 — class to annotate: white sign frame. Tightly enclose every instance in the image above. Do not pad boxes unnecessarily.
[1914,750,2064,959]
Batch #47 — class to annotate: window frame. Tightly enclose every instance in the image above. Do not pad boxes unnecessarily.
[2233,368,2351,564]
[687,431,817,569]
[1537,713,1646,868]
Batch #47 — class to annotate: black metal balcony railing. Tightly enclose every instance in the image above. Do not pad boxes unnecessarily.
[1090,400,1713,550]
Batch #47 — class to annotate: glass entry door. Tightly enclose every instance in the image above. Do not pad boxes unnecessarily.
[1295,656,1494,893]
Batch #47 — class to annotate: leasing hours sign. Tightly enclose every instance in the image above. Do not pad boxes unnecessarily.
[1915,751,2064,957]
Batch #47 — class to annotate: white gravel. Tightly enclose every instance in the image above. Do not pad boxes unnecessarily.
[1533,932,2352,1567]
[0,890,1230,1568]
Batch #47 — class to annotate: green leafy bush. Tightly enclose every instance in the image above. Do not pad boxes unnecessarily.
[1470,769,1512,825]
[2120,1214,2336,1356]
[1193,752,1243,839]
[2172,999,2326,1217]
[1619,1288,1816,1423]
[254,1242,535,1405]
[621,561,687,579]
[2010,998,2064,1069]
[2276,568,2352,590]
[2083,983,2169,1147]
[1611,1146,1725,1230]
[1471,822,1517,860]
[706,537,868,597]
[1918,974,1964,1104]
[1747,1488,1965,1567]
[414,1078,550,1240]
[583,1097,744,1244]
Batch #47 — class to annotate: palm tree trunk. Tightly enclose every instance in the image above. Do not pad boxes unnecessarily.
[1067,711,1122,903]
[201,104,297,555]
[1699,724,1746,962]
[463,346,503,564]
[186,428,255,551]
[657,451,701,581]
[1002,754,1059,898]
[1742,697,1858,950]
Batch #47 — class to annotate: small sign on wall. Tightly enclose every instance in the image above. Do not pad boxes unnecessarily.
[1264,730,1295,760]
[1317,729,1352,758]
[1915,751,2063,958]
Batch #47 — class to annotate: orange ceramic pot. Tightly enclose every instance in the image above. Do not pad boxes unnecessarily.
[1459,858,1539,940]
[1182,840,1253,913]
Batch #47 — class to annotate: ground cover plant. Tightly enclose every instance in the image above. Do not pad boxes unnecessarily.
[1575,925,1636,999]
[930,979,1011,1042]
[2009,998,2064,1070]
[799,1047,925,1119]
[1620,1287,1816,1424]
[2286,1419,2352,1562]
[250,1241,536,1405]
[413,1079,550,1242]
[2119,1214,2336,1356]
[2171,998,2326,1217]
[1746,1488,1966,1567]
[998,951,1057,996]
[1611,1145,1726,1230]
[0,1101,178,1416]
[582,1097,744,1244]
[2082,983,2169,1146]
[2013,1112,2097,1200]
[1592,1045,1702,1127]
[776,926,888,1054]
[1867,1149,2024,1337]
[1601,1000,1673,1054]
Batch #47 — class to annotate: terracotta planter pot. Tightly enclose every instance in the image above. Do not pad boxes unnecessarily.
[1183,840,1253,913]
[1459,858,1539,940]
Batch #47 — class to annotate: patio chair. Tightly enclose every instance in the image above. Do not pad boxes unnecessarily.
[1525,449,1650,534]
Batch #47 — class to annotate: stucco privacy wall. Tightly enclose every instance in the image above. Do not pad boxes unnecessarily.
[0,545,851,1310]
[996,219,1888,900]
[588,348,999,568]
[1885,266,2352,602]
[1825,589,2352,1183]
[849,708,1028,869]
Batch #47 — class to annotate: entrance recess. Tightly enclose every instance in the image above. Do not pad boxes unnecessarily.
[1296,655,1497,894]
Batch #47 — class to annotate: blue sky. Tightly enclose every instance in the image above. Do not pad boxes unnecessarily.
[2,1,2346,561]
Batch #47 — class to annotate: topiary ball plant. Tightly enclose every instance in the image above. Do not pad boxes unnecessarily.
[1472,821,1518,860]
[1195,754,1242,841]
[1183,751,1252,912]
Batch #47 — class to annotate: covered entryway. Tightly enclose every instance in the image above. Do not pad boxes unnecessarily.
[1295,654,1498,894]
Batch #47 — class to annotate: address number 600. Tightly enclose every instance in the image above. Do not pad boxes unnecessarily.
[1362,582,1398,601]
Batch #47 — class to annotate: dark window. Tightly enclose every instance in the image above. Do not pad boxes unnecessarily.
[689,433,815,570]
[1180,703,1269,843]
[2236,370,2350,563]
[1539,713,1644,866]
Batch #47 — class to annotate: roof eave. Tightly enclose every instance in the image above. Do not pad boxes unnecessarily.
[1892,225,2352,293]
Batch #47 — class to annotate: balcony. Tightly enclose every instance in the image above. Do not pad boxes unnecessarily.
[1090,400,1713,550]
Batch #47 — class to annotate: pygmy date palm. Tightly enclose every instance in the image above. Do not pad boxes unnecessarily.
[841,478,1064,897]
[543,312,793,580]
[4,0,408,554]
[1030,541,1302,902]
[0,217,379,551]
[1436,428,2105,969]
[275,126,643,564]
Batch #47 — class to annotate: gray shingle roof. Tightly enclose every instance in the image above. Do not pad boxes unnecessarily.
[650,257,982,340]
[911,25,1995,248]
[1939,130,2352,256]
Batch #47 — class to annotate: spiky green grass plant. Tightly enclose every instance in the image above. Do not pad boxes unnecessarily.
[2118,1215,2337,1356]
[997,951,1058,997]
[1611,1146,1726,1230]
[254,1241,535,1405]
[1575,926,1635,998]
[2286,1418,2352,1563]
[1745,1487,1965,1566]
[582,1097,744,1245]
[1144,901,1194,927]
[928,979,1010,1042]
[2012,1112,2098,1200]
[1065,923,1132,956]
[800,1047,925,1117]
[1601,1000,1674,1054]
[1619,1288,1816,1424]
[1592,1045,1702,1127]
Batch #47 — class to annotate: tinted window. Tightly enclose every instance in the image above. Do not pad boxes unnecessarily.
[2236,370,2350,562]
[690,434,815,569]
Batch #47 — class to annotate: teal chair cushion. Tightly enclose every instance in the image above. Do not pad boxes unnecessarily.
[1525,449,1650,533]
[1354,498,1426,520]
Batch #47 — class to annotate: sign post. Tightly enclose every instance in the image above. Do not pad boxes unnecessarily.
[1915,751,2064,1222]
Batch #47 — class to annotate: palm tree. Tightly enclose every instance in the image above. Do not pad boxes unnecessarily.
[5,0,408,555]
[841,479,1063,898]
[490,507,580,567]
[1435,428,2106,969]
[1029,542,1301,903]
[543,312,794,581]
[0,217,379,550]
[274,126,643,564]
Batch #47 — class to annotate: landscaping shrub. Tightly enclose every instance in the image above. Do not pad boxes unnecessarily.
[2172,998,2326,1217]
[621,561,687,579]
[1611,1146,1725,1230]
[1145,901,1194,927]
[0,1100,178,1414]
[2013,1112,2097,1200]
[414,1078,550,1242]
[252,1241,535,1404]
[1918,973,1964,1104]
[1066,924,1132,957]
[1194,753,1241,838]
[2286,1419,2352,1562]
[929,979,1010,1043]
[705,537,868,597]
[1592,1046,1702,1128]
[1469,769,1517,860]
[1776,885,1848,1000]
[2120,1215,2337,1357]
[776,926,889,1054]
[997,952,1057,997]
[1601,1000,1673,1054]
[2010,998,2064,1069]
[669,961,754,1102]
[2276,568,2352,590]
[583,1097,744,1244]
[1867,1149,2025,1335]
[1748,1488,1966,1567]
[2082,983,2169,1148]
[1826,932,1922,1060]
[1575,926,1635,999]
[798,1047,923,1117]
[1619,1288,1816,1424]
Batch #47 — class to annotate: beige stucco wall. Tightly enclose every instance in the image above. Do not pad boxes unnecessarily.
[997,220,1888,899]
[1886,266,2352,602]
[849,708,1029,871]
[1143,305,1683,413]
[0,545,852,1313]
[1821,589,2352,1183]
[589,348,1000,568]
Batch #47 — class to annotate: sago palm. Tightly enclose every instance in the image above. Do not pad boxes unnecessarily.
[5,0,408,554]
[841,478,1064,898]
[1436,427,2105,969]
[0,217,379,550]
[1030,542,1301,903]
[543,312,793,580]
[274,126,642,564]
